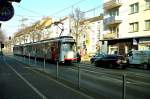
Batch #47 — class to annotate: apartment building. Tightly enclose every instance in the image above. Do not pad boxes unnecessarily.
[79,16,103,55]
[51,16,104,55]
[102,0,150,55]
[13,17,52,45]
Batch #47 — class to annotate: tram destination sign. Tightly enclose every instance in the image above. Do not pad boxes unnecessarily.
[62,38,75,42]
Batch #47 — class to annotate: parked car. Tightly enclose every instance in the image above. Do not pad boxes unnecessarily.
[90,53,105,63]
[127,50,150,69]
[95,54,128,69]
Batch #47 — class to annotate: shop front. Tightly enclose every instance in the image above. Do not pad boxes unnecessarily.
[100,36,150,56]
[139,37,150,50]
[100,38,137,56]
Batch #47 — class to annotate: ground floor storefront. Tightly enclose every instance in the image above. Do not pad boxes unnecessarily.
[100,36,150,56]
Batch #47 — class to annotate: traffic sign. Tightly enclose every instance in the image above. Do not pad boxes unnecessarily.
[0,2,14,21]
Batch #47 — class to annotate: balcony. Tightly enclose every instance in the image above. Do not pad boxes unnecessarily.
[104,16,122,26]
[104,0,122,10]
[103,32,118,39]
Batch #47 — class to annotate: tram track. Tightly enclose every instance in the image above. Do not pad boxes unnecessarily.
[73,62,150,77]
[9,55,150,78]
[71,62,150,85]
[8,55,150,85]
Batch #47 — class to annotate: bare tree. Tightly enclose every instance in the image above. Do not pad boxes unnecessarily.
[70,8,84,50]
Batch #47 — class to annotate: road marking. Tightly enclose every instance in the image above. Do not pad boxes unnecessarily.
[31,69,94,99]
[127,79,150,86]
[68,67,150,86]
[3,58,47,99]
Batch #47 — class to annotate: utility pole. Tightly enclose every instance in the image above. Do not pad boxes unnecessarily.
[18,17,28,44]
[19,17,28,29]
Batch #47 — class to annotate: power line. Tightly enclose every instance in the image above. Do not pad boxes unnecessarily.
[16,14,42,18]
[15,0,87,18]
[14,0,88,20]
[50,0,87,16]
[17,5,45,16]
[83,5,102,13]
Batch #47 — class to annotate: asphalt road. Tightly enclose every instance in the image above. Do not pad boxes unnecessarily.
[54,64,150,99]
[2,54,150,99]
[0,55,93,99]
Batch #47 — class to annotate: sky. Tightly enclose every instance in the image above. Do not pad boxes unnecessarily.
[1,0,103,38]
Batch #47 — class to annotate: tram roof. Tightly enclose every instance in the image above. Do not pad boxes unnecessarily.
[39,36,75,43]
[14,36,75,47]
[41,36,73,41]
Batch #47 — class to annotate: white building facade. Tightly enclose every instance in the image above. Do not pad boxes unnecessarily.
[79,16,103,55]
[102,0,150,55]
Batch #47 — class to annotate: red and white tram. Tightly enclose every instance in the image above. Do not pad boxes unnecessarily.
[13,36,78,63]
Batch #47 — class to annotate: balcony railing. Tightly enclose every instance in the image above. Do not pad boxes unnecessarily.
[104,16,122,26]
[103,32,118,39]
[104,0,122,10]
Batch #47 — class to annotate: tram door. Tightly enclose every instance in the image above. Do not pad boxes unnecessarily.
[51,47,56,61]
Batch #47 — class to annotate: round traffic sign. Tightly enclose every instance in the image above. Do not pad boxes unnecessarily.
[0,2,14,21]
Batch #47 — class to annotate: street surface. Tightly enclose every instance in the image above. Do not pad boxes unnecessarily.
[0,54,93,99]
[1,54,150,99]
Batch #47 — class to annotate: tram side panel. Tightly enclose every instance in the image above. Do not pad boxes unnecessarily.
[13,46,23,56]
[44,43,50,59]
[13,46,17,55]
[50,42,59,62]
[32,44,37,58]
[35,44,44,59]
[13,36,78,63]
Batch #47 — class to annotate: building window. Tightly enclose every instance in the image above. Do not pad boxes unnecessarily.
[129,22,139,32]
[110,27,118,33]
[109,9,119,17]
[145,0,150,10]
[145,20,150,30]
[130,3,139,14]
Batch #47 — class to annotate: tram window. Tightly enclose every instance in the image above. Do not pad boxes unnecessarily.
[62,43,75,51]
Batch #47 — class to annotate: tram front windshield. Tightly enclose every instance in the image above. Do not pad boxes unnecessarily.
[62,42,76,51]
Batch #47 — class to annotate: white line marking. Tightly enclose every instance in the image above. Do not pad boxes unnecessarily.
[3,57,47,99]
[31,69,94,99]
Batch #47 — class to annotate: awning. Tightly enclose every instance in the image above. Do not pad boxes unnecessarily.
[100,35,150,41]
